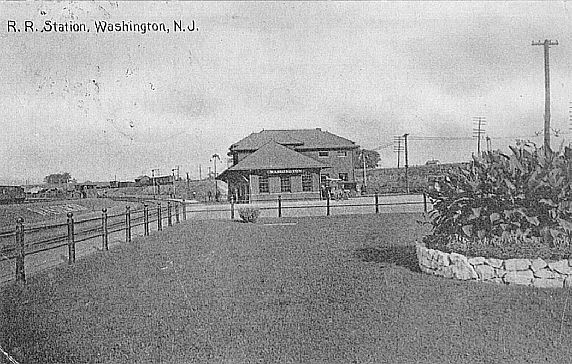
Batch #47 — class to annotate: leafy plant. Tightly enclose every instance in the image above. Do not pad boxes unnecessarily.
[424,144,572,258]
[238,207,261,223]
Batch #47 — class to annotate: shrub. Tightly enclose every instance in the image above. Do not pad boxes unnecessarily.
[238,207,261,223]
[423,144,572,259]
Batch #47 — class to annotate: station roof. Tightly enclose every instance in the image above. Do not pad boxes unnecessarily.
[230,128,358,151]
[218,141,327,180]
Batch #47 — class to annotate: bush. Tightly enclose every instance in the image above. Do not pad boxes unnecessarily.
[238,207,261,223]
[423,144,572,259]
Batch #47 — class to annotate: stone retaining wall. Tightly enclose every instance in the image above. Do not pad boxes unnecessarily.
[416,243,572,288]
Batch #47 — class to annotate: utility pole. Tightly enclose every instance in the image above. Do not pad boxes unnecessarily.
[569,102,572,125]
[393,136,404,168]
[403,133,409,194]
[211,154,221,201]
[151,168,159,196]
[199,165,202,180]
[172,168,177,197]
[532,39,559,152]
[397,137,401,169]
[569,102,572,133]
[174,165,180,180]
[361,150,367,192]
[472,116,487,156]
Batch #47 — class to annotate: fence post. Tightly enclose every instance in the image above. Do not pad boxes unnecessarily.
[278,195,282,218]
[102,208,109,251]
[375,193,379,214]
[125,206,132,243]
[67,212,75,264]
[15,217,25,284]
[423,193,428,213]
[144,204,149,236]
[167,201,172,226]
[182,200,187,221]
[157,203,163,231]
[230,200,235,220]
[326,194,330,216]
[175,202,180,224]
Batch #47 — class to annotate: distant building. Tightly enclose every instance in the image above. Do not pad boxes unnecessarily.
[23,185,44,197]
[93,181,111,189]
[425,159,440,165]
[152,175,174,186]
[110,181,136,188]
[135,175,152,187]
[217,128,359,202]
[0,185,25,204]
[73,182,97,198]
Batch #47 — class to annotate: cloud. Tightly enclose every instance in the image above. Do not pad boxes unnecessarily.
[2,1,572,181]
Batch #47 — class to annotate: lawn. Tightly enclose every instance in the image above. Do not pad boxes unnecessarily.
[1,213,571,363]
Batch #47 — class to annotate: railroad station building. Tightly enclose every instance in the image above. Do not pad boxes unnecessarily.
[217,128,359,202]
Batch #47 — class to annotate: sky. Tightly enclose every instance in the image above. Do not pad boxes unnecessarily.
[1,1,572,184]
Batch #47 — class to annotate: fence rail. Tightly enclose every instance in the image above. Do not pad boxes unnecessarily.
[1,193,429,285]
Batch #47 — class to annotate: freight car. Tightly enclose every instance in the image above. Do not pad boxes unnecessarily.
[0,185,25,204]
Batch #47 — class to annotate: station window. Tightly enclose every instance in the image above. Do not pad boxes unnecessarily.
[320,174,329,184]
[339,173,348,181]
[318,151,329,158]
[280,175,291,193]
[259,175,269,193]
[302,171,313,192]
[337,151,347,157]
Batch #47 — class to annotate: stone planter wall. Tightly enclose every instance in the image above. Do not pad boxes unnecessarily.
[416,243,572,288]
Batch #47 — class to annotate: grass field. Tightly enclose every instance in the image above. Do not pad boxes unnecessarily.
[0,198,148,230]
[1,213,571,363]
[0,198,151,261]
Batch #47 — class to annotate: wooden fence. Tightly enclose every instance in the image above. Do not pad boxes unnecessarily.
[1,193,429,285]
[1,201,187,284]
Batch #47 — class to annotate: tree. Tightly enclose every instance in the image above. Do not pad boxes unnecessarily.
[44,172,72,184]
[356,149,380,169]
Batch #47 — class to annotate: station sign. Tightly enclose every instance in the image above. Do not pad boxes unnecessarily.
[266,169,303,175]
